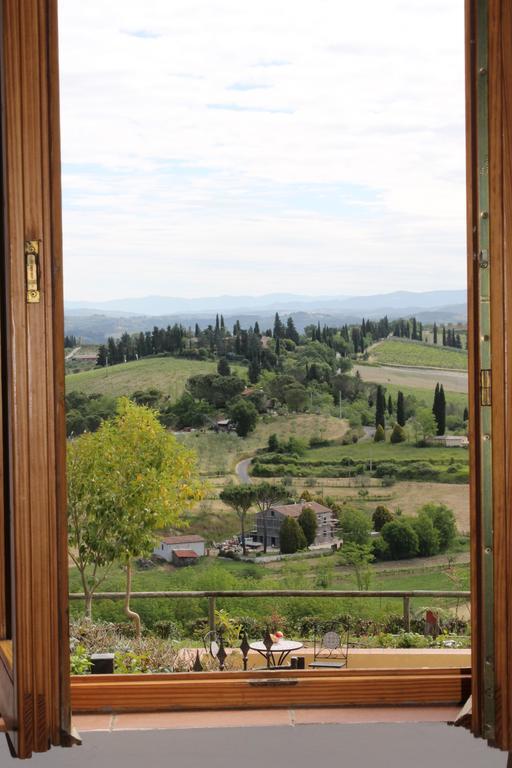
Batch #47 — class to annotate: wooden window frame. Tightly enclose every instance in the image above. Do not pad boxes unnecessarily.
[0,0,511,759]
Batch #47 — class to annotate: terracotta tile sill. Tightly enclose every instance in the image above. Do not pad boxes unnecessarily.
[73,706,460,733]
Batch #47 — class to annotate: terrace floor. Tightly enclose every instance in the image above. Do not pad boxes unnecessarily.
[1,709,507,766]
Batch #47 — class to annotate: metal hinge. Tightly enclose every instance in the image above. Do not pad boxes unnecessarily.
[25,240,40,303]
[480,369,492,406]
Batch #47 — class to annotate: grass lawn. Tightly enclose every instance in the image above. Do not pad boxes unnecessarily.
[369,339,468,370]
[65,356,245,397]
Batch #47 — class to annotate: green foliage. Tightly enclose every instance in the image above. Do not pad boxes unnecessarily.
[396,391,406,427]
[374,424,385,442]
[70,644,92,675]
[372,505,394,532]
[228,397,258,437]
[298,506,318,546]
[284,384,308,412]
[339,507,372,545]
[418,503,457,551]
[381,519,419,559]
[163,392,213,429]
[411,515,440,557]
[217,357,231,376]
[187,373,245,407]
[65,391,117,437]
[67,399,204,621]
[268,433,280,451]
[390,423,406,443]
[338,543,374,590]
[279,517,307,554]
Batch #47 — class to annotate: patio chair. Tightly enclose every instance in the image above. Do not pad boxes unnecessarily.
[203,630,220,658]
[309,629,349,669]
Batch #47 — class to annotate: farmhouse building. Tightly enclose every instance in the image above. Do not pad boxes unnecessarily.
[255,501,337,549]
[154,534,206,565]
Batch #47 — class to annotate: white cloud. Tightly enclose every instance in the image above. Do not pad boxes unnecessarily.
[59,0,466,300]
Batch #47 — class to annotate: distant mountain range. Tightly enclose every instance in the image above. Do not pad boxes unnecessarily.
[64,290,467,343]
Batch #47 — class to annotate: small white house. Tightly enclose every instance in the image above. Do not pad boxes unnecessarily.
[154,534,206,563]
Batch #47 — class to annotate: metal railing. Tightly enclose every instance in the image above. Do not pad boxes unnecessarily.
[69,589,471,633]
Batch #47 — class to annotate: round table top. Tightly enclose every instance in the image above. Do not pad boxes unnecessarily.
[249,640,303,652]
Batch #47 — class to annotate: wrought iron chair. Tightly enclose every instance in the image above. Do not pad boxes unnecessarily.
[309,629,349,669]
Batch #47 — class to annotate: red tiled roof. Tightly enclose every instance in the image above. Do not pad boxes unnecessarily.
[162,535,205,544]
[270,501,332,518]
[173,549,199,559]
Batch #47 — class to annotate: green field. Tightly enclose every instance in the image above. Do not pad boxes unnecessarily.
[299,441,467,465]
[370,339,468,370]
[65,356,244,397]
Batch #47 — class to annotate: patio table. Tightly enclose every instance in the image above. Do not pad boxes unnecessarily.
[249,639,304,667]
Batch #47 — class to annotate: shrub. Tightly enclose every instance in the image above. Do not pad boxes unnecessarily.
[374,424,385,442]
[390,424,406,443]
[418,503,457,551]
[381,519,419,559]
[372,536,391,561]
[411,515,440,557]
[268,433,280,452]
[372,505,394,532]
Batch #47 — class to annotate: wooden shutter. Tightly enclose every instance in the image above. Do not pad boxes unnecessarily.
[466,0,512,752]
[0,0,75,759]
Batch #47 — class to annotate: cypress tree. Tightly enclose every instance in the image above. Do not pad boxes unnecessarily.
[463,406,469,422]
[437,385,446,435]
[387,395,393,416]
[433,322,438,345]
[442,326,446,346]
[396,390,406,427]
[375,385,386,429]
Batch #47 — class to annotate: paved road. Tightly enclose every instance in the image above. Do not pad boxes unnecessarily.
[235,458,253,484]
[4,724,505,767]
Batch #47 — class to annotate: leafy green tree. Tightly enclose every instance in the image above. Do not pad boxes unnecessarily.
[284,384,308,412]
[418,503,457,551]
[396,390,406,426]
[374,424,385,442]
[339,507,372,545]
[165,392,212,429]
[390,423,406,443]
[381,519,419,560]
[67,399,203,630]
[412,408,437,443]
[279,517,307,554]
[217,357,231,376]
[338,542,374,590]
[220,484,256,555]
[252,481,288,553]
[372,505,394,532]
[228,397,258,437]
[187,374,245,407]
[375,385,386,429]
[298,506,318,547]
[268,433,280,452]
[411,515,440,557]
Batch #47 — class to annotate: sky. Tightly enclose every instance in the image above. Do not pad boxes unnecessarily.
[59,0,466,302]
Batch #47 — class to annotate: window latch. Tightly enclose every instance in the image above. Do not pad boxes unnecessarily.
[25,240,40,303]
[480,369,492,406]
